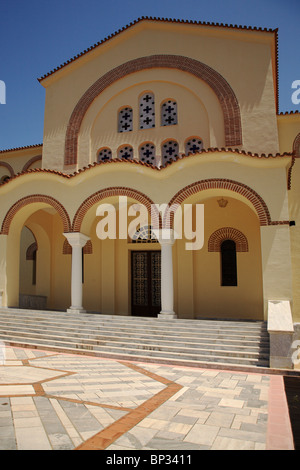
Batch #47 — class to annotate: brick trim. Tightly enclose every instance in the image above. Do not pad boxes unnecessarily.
[63,239,93,254]
[72,187,160,232]
[64,55,242,166]
[0,195,71,235]
[293,132,300,157]
[208,227,249,252]
[26,241,38,260]
[0,161,15,177]
[165,178,272,227]
[22,155,42,172]
[287,157,295,190]
[287,133,300,190]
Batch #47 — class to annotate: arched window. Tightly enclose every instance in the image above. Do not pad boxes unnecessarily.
[139,92,155,129]
[98,147,112,162]
[139,142,156,164]
[161,100,178,126]
[185,137,203,155]
[131,225,158,243]
[118,145,133,160]
[221,240,237,286]
[118,107,133,133]
[161,140,179,165]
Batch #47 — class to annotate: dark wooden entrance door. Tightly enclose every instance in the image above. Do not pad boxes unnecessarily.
[131,251,161,317]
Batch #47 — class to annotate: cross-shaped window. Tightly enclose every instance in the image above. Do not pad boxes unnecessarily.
[118,107,133,133]
[139,92,155,129]
[185,138,203,155]
[161,100,178,126]
[162,140,179,166]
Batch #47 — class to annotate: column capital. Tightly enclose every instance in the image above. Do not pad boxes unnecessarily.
[63,232,90,247]
[153,229,177,245]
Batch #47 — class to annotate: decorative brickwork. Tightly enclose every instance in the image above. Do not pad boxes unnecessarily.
[165,178,272,227]
[72,187,161,232]
[287,133,300,190]
[64,55,242,166]
[0,195,71,235]
[208,227,249,252]
[63,239,93,254]
[22,155,42,172]
[293,132,300,157]
[288,158,295,190]
[0,161,15,177]
[26,241,38,260]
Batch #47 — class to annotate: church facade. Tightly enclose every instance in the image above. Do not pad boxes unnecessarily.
[0,18,299,366]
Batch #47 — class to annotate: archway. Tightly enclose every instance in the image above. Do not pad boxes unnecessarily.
[4,200,71,309]
[171,193,264,320]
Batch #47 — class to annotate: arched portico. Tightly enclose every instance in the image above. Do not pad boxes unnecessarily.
[0,199,71,309]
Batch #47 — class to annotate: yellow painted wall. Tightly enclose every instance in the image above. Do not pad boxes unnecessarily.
[0,146,42,177]
[277,113,300,321]
[41,21,279,171]
[193,197,263,319]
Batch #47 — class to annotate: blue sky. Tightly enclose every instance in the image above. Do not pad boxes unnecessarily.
[0,0,299,150]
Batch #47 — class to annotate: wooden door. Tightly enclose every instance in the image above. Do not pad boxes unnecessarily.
[131,251,161,317]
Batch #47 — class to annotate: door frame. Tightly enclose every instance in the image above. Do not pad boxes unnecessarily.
[131,250,161,317]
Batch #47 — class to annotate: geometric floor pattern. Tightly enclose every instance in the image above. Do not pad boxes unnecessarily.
[0,346,295,450]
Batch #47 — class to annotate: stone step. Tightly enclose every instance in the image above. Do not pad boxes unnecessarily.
[0,334,269,367]
[0,309,268,335]
[0,326,269,356]
[0,320,269,349]
[0,308,270,369]
[0,314,269,339]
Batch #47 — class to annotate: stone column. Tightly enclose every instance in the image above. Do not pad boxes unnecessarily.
[63,232,90,314]
[155,229,177,319]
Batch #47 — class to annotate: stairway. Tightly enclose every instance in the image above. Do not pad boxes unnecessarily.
[0,308,270,370]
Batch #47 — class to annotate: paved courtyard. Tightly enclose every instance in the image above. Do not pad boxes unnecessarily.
[0,345,295,450]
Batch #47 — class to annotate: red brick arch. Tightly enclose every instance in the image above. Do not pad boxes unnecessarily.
[0,195,72,235]
[165,178,273,227]
[0,161,15,177]
[293,132,300,157]
[208,227,249,252]
[63,238,93,254]
[288,133,300,190]
[22,155,42,172]
[64,55,242,166]
[72,187,161,232]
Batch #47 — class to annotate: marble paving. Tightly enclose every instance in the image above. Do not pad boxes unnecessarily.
[0,345,295,450]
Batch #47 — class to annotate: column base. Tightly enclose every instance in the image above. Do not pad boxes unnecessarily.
[67,308,86,314]
[158,311,177,320]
